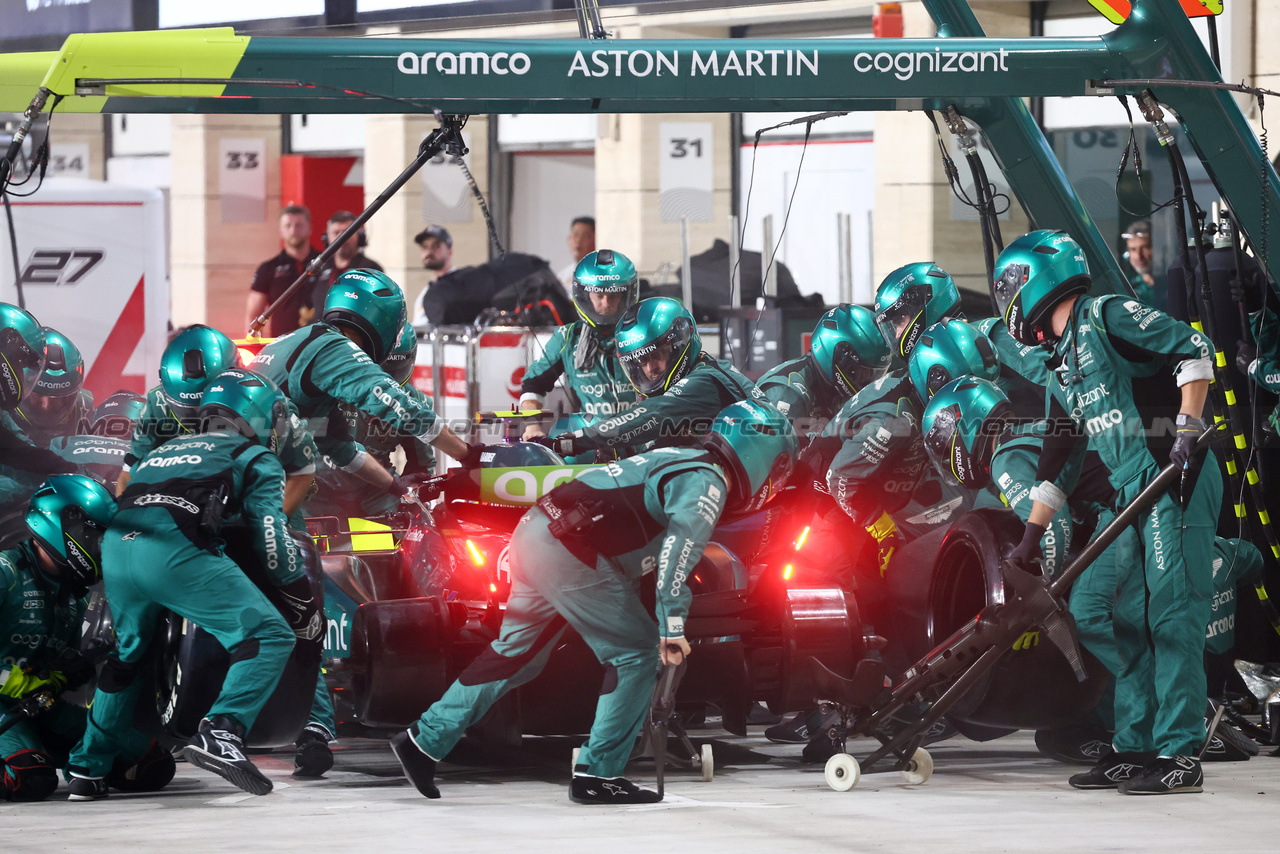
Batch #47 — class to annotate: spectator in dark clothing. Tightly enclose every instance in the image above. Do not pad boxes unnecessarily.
[308,210,385,319]
[246,205,320,339]
[411,225,457,328]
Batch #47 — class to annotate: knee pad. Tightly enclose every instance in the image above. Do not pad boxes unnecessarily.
[106,740,176,793]
[2,749,58,802]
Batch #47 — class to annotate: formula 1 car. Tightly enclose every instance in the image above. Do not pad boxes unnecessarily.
[308,440,865,741]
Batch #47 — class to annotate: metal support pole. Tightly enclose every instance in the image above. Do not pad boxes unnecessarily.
[680,215,693,311]
[728,214,741,309]
[840,213,854,305]
[248,114,470,336]
[866,210,875,303]
[836,213,847,305]
[762,214,777,299]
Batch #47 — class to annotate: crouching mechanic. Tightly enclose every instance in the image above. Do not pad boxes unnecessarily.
[252,269,481,494]
[758,304,893,434]
[67,369,319,798]
[1,475,172,801]
[539,297,764,458]
[993,229,1220,795]
[392,400,797,804]
[520,249,640,440]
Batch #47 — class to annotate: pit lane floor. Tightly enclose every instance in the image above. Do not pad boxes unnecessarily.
[14,727,1279,853]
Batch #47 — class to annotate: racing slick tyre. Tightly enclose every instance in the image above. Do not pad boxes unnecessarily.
[824,753,860,791]
[350,597,457,727]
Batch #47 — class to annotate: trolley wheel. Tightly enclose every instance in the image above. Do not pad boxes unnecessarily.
[571,746,581,771]
[901,747,933,785]
[700,743,714,782]
[824,753,860,792]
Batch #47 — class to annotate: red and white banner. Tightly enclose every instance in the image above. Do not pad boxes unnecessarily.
[0,178,169,400]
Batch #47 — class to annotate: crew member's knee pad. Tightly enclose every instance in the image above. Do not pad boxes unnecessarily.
[106,740,176,793]
[2,749,59,802]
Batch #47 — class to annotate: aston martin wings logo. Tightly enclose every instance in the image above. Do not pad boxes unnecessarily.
[904,496,963,525]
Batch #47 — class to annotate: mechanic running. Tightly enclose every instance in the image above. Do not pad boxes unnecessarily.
[67,369,322,798]
[520,249,640,441]
[994,229,1221,795]
[392,400,797,804]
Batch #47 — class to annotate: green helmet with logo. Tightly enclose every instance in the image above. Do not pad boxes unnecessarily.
[34,328,84,399]
[25,473,118,595]
[381,321,418,387]
[993,230,1091,346]
[615,297,702,396]
[874,262,961,360]
[922,377,1013,490]
[807,304,894,403]
[0,302,46,410]
[198,368,290,453]
[572,249,640,330]
[159,324,238,412]
[703,399,798,514]
[323,268,407,363]
[91,390,146,439]
[908,319,1000,401]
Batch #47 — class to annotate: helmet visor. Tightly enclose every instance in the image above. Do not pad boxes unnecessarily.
[876,284,931,357]
[830,342,890,400]
[992,263,1029,320]
[572,280,636,327]
[24,392,78,428]
[0,326,44,407]
[619,324,693,396]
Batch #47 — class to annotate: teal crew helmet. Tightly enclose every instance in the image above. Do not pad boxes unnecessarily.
[874,262,961,360]
[615,297,701,396]
[808,304,894,402]
[381,321,418,387]
[921,377,1013,490]
[992,230,1091,347]
[908,318,1001,401]
[91,390,147,439]
[198,368,290,453]
[159,325,238,411]
[0,302,46,409]
[323,268,407,363]
[25,473,119,595]
[22,327,86,428]
[703,399,798,513]
[572,249,640,330]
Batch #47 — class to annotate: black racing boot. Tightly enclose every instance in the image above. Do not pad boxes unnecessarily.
[390,724,440,799]
[1118,755,1204,795]
[66,770,108,802]
[569,773,662,805]
[765,708,821,744]
[293,723,335,778]
[183,715,273,796]
[1067,749,1155,789]
[1035,720,1114,766]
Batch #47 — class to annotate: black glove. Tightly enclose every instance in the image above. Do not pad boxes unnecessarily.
[387,471,435,498]
[274,575,323,643]
[1171,414,1207,470]
[456,442,486,468]
[532,434,578,458]
[1008,522,1047,569]
[1237,341,1257,378]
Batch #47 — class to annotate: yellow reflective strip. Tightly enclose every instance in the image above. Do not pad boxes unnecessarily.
[1258,585,1271,601]
[1235,503,1247,518]
[1225,459,1238,475]
[1225,389,1237,405]
[1192,321,1205,332]
[1259,510,1272,526]
[1213,414,1226,424]
[1235,434,1247,449]
[1215,351,1227,368]
[1248,469,1261,485]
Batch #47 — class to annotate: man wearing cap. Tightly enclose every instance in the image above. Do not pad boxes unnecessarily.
[410,225,456,328]
[1122,220,1158,307]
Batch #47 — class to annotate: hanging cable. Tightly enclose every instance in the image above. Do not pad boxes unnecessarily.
[2,192,23,309]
